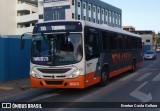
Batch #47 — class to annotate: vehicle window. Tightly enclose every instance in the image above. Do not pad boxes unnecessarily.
[118,34,123,50]
[146,51,154,54]
[86,33,100,58]
[125,36,132,49]
[32,33,83,66]
[102,31,109,51]
[110,33,118,50]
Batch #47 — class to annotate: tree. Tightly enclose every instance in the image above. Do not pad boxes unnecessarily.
[157,32,160,44]
[152,33,160,50]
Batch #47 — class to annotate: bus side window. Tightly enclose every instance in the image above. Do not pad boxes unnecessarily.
[109,33,114,50]
[102,31,110,51]
[132,37,135,49]
[118,34,123,50]
[110,33,117,50]
[123,36,127,50]
[126,36,132,49]
[86,33,100,58]
[138,38,142,49]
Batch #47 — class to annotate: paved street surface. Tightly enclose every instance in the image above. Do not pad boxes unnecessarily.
[1,53,160,111]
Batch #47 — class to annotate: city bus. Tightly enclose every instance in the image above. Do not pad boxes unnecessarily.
[21,20,143,89]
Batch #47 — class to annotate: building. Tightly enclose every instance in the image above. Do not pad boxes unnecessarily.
[38,0,122,28]
[0,0,121,35]
[131,30,156,52]
[0,0,38,35]
[123,26,135,32]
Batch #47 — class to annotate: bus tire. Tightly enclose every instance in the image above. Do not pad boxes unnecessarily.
[131,60,136,72]
[98,67,109,87]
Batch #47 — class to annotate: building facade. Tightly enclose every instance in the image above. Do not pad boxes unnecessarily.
[0,0,121,35]
[0,0,38,35]
[123,26,135,32]
[38,0,122,28]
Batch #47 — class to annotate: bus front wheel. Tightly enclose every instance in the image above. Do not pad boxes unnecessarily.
[98,67,109,87]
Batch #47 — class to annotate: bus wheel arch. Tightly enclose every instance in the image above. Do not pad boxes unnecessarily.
[98,65,109,87]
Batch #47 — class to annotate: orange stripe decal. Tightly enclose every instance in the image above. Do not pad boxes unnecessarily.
[109,66,132,78]
[84,72,100,87]
[136,62,142,67]
[109,62,142,78]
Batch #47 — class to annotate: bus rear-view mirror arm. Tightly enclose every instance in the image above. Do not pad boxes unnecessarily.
[21,33,25,50]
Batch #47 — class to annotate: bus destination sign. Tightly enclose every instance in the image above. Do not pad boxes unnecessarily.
[39,25,75,31]
[33,22,82,33]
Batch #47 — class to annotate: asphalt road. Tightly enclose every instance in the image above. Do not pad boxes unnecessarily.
[9,53,160,111]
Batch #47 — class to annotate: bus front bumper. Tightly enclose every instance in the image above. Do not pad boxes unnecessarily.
[30,76,85,89]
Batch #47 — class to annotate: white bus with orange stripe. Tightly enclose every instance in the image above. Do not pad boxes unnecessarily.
[21,20,143,89]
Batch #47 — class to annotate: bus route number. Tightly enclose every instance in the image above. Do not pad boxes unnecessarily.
[51,26,66,30]
[40,26,47,31]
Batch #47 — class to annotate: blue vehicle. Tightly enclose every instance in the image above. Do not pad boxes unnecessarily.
[144,50,156,60]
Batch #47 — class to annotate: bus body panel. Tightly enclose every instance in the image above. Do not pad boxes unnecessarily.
[28,20,143,89]
[85,58,101,87]
[84,24,143,81]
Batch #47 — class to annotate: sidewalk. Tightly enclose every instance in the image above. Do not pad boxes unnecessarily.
[0,78,53,102]
[0,78,31,101]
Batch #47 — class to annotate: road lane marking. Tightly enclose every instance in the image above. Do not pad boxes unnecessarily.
[28,89,65,102]
[130,90,152,102]
[152,73,160,81]
[28,93,59,102]
[119,73,138,81]
[135,72,152,81]
[140,69,160,71]
[130,81,152,102]
[136,81,148,91]
[0,86,14,90]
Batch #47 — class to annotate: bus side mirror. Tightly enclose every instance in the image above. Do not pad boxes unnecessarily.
[21,34,25,50]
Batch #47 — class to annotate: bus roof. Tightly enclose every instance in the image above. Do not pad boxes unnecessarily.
[84,21,141,38]
[36,20,141,38]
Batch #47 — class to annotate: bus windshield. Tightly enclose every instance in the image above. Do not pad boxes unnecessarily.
[31,33,83,66]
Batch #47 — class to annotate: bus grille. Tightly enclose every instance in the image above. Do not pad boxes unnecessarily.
[37,68,71,74]
[45,81,63,85]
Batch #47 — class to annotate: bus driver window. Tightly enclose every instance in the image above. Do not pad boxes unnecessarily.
[86,34,94,55]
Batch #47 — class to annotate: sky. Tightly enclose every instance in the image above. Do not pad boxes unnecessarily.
[101,0,160,33]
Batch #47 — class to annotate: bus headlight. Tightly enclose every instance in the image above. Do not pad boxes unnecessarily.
[68,69,82,78]
[30,70,40,78]
[72,70,80,78]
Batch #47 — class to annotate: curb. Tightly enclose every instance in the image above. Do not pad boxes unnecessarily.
[0,88,53,102]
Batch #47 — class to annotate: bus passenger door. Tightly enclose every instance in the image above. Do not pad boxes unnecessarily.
[85,32,100,86]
